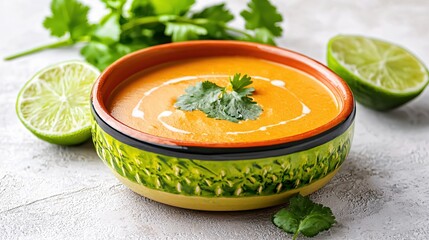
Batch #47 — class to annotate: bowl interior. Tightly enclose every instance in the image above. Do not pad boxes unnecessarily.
[92,41,354,149]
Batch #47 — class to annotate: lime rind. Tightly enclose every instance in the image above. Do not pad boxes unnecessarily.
[327,35,429,110]
[16,61,100,145]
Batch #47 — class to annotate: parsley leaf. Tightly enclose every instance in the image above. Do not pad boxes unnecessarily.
[240,0,283,37]
[165,22,208,42]
[43,0,92,40]
[273,195,336,240]
[175,74,262,123]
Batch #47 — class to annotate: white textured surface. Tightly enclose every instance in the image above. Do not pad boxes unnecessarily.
[1,0,429,239]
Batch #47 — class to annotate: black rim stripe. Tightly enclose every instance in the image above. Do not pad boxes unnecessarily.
[91,103,355,160]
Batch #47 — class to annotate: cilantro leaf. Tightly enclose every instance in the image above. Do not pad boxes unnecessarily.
[175,74,262,123]
[101,0,126,11]
[165,22,208,42]
[121,26,169,47]
[150,0,195,15]
[175,81,224,111]
[192,4,234,23]
[251,27,276,45]
[220,90,261,121]
[129,0,155,17]
[6,0,286,67]
[191,4,234,39]
[81,41,146,70]
[80,42,121,70]
[93,13,121,44]
[273,195,336,240]
[240,0,283,37]
[230,73,252,92]
[43,0,92,40]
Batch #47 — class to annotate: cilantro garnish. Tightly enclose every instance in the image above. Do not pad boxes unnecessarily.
[4,0,284,70]
[43,0,92,41]
[241,0,283,44]
[273,195,336,240]
[175,74,262,123]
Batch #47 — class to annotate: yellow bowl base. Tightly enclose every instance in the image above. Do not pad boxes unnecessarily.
[113,168,339,211]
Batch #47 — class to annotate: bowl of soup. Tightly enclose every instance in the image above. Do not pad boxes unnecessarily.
[91,41,355,211]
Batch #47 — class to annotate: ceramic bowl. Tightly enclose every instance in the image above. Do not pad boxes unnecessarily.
[91,41,355,211]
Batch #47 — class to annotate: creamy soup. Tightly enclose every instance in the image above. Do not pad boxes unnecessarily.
[108,56,340,143]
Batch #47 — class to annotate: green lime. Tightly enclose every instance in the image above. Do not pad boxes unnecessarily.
[16,61,100,145]
[327,35,428,110]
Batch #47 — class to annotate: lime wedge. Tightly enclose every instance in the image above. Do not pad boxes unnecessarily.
[327,35,428,110]
[16,61,100,145]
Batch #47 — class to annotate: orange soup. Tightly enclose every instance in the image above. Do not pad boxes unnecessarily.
[108,56,340,143]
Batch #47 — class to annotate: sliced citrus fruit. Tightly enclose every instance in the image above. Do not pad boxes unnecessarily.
[16,61,100,145]
[327,35,428,110]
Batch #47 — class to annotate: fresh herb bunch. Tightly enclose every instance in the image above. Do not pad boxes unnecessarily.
[4,0,283,70]
[273,195,336,240]
[175,73,262,122]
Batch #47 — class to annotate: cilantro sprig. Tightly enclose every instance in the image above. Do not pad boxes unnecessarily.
[4,0,283,70]
[175,74,262,123]
[273,195,336,240]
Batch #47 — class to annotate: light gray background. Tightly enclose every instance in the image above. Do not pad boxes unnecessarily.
[1,0,429,239]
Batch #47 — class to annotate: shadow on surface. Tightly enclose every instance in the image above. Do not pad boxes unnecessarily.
[360,91,429,127]
[108,150,391,239]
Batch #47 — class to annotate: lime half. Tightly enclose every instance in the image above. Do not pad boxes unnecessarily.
[16,61,100,145]
[327,35,428,110]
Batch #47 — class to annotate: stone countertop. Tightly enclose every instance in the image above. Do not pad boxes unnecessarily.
[1,0,428,239]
